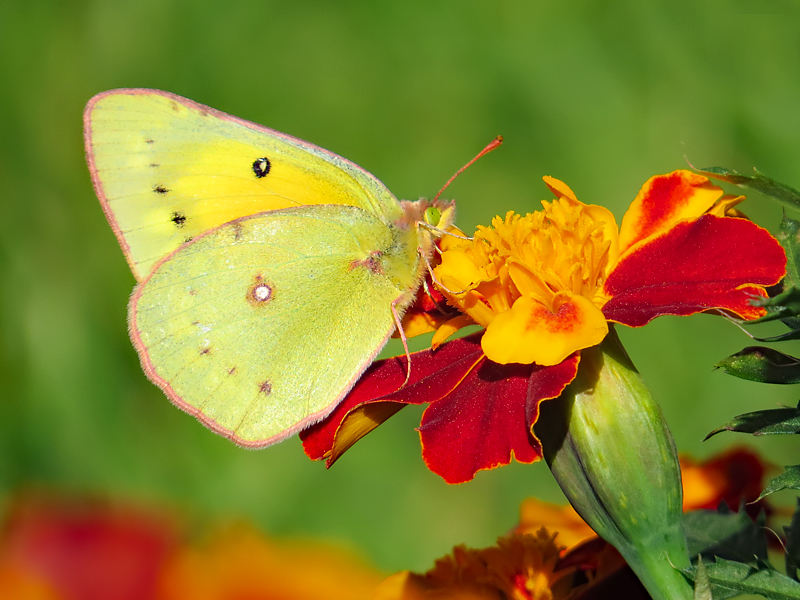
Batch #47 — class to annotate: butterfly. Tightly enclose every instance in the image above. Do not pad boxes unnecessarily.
[83,89,455,447]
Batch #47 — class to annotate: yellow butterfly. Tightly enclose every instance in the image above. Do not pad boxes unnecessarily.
[84,89,454,447]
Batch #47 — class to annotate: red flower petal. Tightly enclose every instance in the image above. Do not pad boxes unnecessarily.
[303,336,581,484]
[602,215,786,327]
[301,335,486,462]
[419,354,580,484]
[617,170,722,253]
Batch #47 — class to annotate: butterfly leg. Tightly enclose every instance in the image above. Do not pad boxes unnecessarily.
[391,299,412,387]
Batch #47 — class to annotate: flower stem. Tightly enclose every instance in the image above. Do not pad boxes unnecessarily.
[535,327,692,600]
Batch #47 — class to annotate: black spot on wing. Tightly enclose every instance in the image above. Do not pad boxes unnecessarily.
[252,157,271,178]
[258,380,272,395]
[171,212,187,228]
[154,184,169,194]
[145,138,154,144]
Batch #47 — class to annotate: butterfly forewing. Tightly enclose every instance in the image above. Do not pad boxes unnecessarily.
[130,205,413,446]
[85,89,401,280]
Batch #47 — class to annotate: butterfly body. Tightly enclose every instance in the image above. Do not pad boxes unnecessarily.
[84,89,454,446]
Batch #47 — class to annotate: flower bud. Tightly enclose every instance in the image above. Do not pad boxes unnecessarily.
[534,326,692,600]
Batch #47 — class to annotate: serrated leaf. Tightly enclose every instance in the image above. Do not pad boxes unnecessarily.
[683,558,800,600]
[705,403,800,440]
[683,506,767,562]
[756,465,800,501]
[693,557,713,600]
[784,499,800,581]
[715,347,800,384]
[696,165,800,212]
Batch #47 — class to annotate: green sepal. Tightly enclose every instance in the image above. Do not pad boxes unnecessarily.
[748,217,800,327]
[693,557,713,600]
[784,499,800,581]
[682,558,800,600]
[756,464,800,501]
[683,505,767,562]
[746,286,800,326]
[695,165,800,212]
[705,402,800,439]
[714,346,800,384]
[749,326,800,343]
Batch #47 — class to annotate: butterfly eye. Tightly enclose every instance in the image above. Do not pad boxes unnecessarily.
[424,206,442,227]
[252,157,271,178]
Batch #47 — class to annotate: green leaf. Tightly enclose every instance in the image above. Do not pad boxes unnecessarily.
[756,465,800,501]
[683,506,767,563]
[715,347,800,384]
[784,499,800,581]
[693,557,713,600]
[696,165,800,212]
[705,403,800,439]
[683,558,800,600]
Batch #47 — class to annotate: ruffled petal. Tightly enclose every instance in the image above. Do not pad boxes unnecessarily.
[419,355,580,484]
[618,171,723,254]
[602,215,786,327]
[482,294,608,366]
[301,335,485,464]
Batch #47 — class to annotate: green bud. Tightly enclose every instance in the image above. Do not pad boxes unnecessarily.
[534,326,692,600]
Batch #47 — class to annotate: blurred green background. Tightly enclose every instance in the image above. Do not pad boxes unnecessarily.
[2,0,800,575]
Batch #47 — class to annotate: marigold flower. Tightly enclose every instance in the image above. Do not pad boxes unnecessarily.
[302,170,786,484]
[432,173,774,366]
[374,530,575,600]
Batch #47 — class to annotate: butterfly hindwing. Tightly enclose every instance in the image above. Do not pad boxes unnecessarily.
[84,89,402,280]
[130,204,416,446]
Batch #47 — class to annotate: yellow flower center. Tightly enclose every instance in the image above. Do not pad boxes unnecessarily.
[434,179,619,366]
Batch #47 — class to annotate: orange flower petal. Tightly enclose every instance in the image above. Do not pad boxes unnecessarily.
[431,315,476,349]
[707,194,747,218]
[517,498,597,549]
[399,310,450,339]
[482,294,608,366]
[618,170,723,254]
[543,176,580,202]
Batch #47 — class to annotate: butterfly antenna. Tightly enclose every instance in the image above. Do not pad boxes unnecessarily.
[432,135,503,202]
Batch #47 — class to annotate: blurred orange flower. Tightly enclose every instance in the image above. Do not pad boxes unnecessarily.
[0,491,382,600]
[158,525,382,600]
